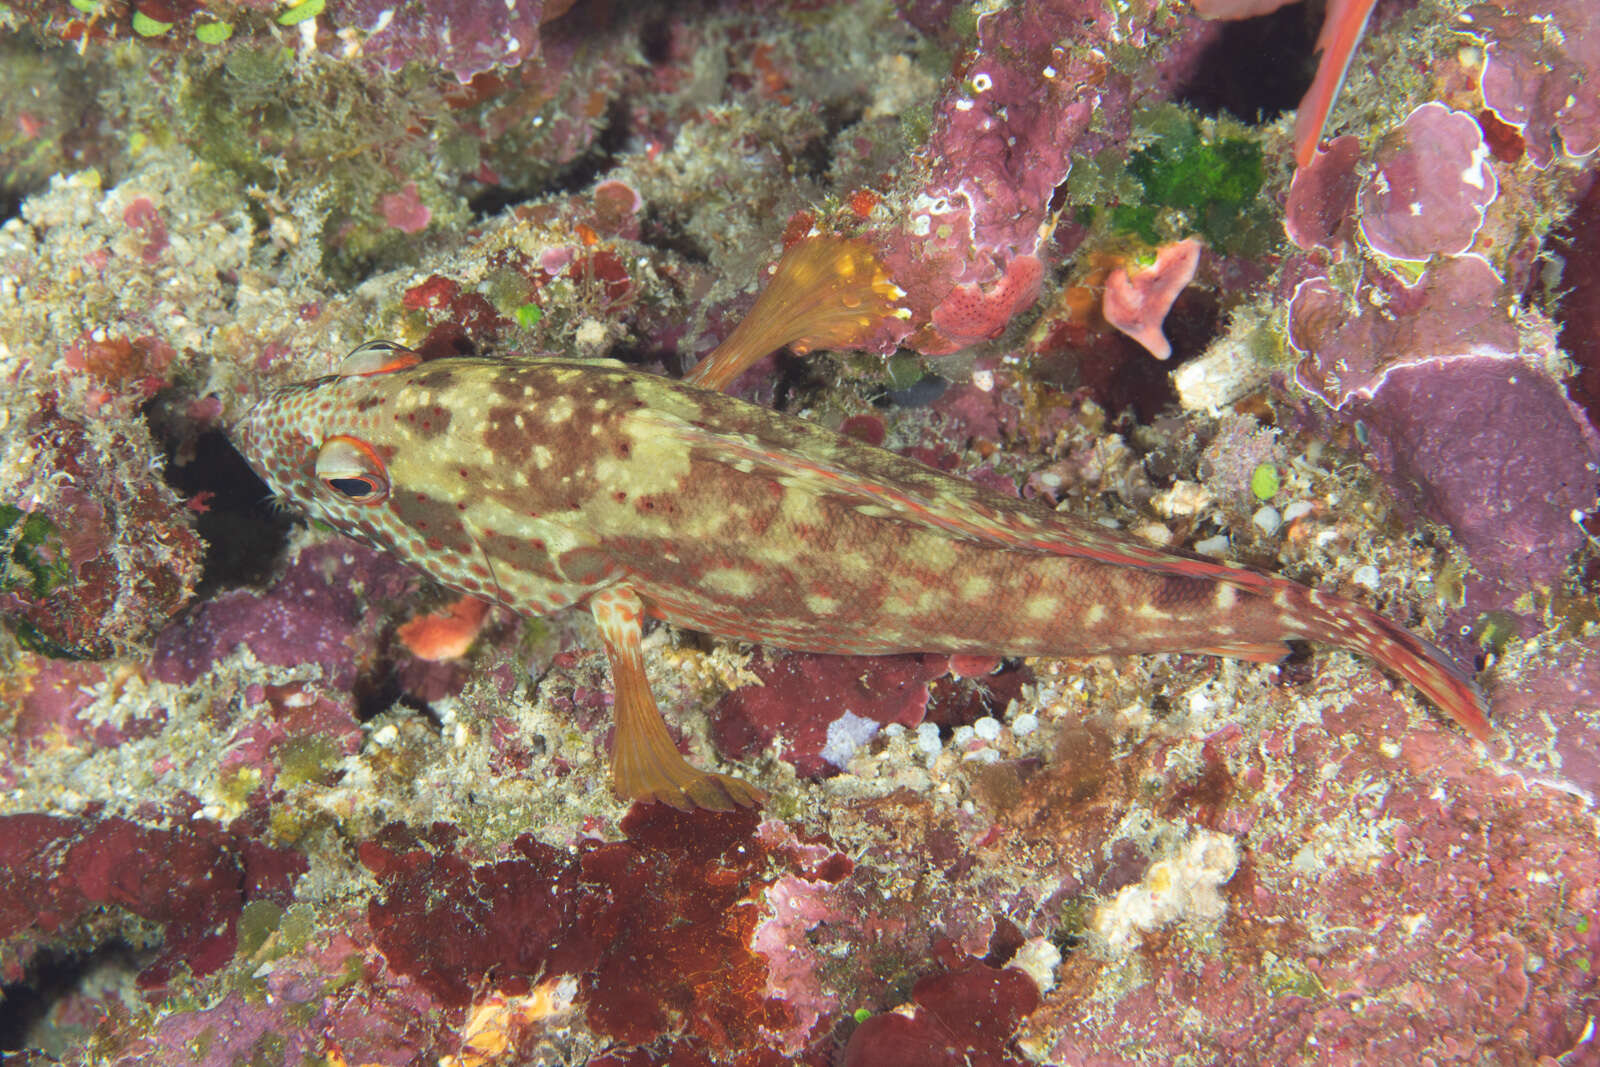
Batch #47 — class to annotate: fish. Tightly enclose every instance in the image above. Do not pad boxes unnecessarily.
[1190,0,1378,172]
[233,328,1491,812]
[1293,0,1378,169]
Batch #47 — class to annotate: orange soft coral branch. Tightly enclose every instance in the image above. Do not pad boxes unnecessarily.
[686,235,908,393]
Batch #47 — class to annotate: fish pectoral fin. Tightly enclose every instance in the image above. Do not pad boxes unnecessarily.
[590,584,765,812]
[1195,641,1291,664]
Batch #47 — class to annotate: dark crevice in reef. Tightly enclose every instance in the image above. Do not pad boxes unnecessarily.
[0,941,149,1055]
[638,205,714,267]
[1174,0,1320,124]
[800,101,867,185]
[144,396,293,600]
[468,95,634,221]
[354,661,437,726]
[769,351,836,415]
[637,10,680,66]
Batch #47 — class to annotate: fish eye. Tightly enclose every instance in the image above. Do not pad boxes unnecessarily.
[315,435,390,505]
[326,475,383,500]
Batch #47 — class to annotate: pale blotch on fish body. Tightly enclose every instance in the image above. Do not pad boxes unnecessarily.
[234,342,1492,812]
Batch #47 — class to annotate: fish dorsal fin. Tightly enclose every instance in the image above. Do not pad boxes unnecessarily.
[337,340,423,378]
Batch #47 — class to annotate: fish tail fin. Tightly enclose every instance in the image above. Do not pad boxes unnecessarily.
[1279,582,1491,741]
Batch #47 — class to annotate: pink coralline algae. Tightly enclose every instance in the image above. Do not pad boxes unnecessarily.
[1285,135,1362,253]
[1021,686,1600,1064]
[1290,256,1600,588]
[1461,0,1600,167]
[3,657,165,763]
[120,195,169,263]
[1288,255,1516,406]
[3,403,201,658]
[1495,637,1600,800]
[149,540,414,688]
[922,255,1045,355]
[310,0,552,84]
[878,1,1178,355]
[0,812,305,989]
[377,181,433,235]
[1358,103,1499,261]
[1355,354,1600,589]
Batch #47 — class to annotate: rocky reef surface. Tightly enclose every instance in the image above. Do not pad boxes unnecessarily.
[0,0,1596,1062]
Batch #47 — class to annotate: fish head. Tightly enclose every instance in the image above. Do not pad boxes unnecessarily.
[232,340,437,549]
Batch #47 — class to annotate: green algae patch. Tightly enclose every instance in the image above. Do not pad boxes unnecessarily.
[1069,107,1278,257]
[1115,133,1265,252]
[277,734,343,789]
[236,900,285,959]
[1262,951,1325,999]
[194,21,235,44]
[1250,463,1280,501]
[131,10,173,36]
[1,506,70,598]
[276,0,325,26]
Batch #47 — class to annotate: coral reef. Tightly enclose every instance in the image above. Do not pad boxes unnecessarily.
[1,0,1597,1062]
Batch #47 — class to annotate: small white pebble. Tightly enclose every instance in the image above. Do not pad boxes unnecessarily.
[1252,505,1282,537]
[371,723,399,746]
[1008,937,1062,993]
[1282,500,1314,523]
[914,721,942,757]
[1011,712,1039,736]
[1351,564,1380,590]
[952,724,976,746]
[973,716,1002,742]
[1195,534,1231,557]
[883,722,906,738]
[962,747,1001,764]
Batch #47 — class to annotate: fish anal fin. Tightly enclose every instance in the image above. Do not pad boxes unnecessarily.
[591,584,765,812]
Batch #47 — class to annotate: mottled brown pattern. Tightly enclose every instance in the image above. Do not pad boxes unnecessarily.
[390,491,475,555]
[557,546,617,585]
[482,405,535,467]
[404,405,452,439]
[479,527,558,579]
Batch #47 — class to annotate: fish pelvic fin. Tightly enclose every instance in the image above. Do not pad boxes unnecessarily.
[591,584,766,811]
